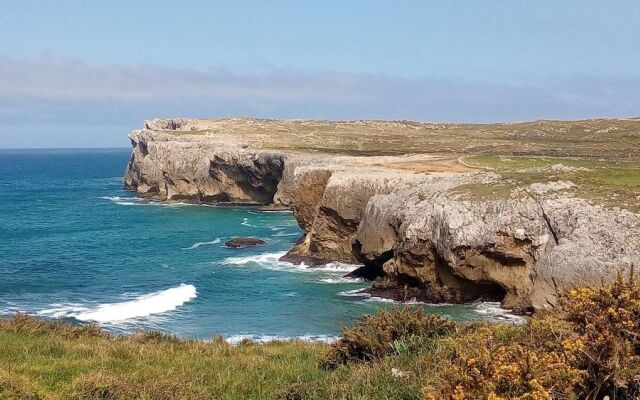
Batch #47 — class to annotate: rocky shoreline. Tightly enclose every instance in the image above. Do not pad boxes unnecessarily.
[124,118,640,312]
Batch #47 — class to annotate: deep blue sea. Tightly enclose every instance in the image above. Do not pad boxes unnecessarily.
[0,149,520,341]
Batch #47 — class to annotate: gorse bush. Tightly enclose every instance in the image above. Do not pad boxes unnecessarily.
[430,273,640,399]
[560,273,640,399]
[322,306,457,368]
[321,273,640,399]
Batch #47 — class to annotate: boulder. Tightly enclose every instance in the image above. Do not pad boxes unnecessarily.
[225,237,266,248]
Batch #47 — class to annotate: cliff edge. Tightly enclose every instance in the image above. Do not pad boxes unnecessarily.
[124,118,640,311]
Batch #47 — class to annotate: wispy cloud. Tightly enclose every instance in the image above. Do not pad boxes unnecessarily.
[0,57,638,147]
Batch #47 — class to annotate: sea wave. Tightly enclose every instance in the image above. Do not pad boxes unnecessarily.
[221,252,361,274]
[225,333,339,345]
[99,195,141,206]
[473,301,526,324]
[338,288,370,297]
[319,277,363,284]
[337,290,525,323]
[272,231,301,237]
[99,196,192,208]
[241,218,258,227]
[37,284,197,323]
[222,251,289,266]
[183,238,221,250]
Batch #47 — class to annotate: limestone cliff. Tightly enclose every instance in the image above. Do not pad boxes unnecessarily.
[124,118,640,312]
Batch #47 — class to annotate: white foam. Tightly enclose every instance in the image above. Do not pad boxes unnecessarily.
[225,333,339,345]
[272,231,301,237]
[183,238,221,250]
[339,288,371,297]
[100,196,192,208]
[222,251,289,267]
[319,277,363,284]
[473,302,526,324]
[100,195,140,206]
[38,284,197,323]
[321,262,361,273]
[221,252,361,275]
[241,218,258,227]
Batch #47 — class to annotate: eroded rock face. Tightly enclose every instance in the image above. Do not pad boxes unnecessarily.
[125,130,285,204]
[352,182,640,311]
[280,168,426,264]
[124,121,640,311]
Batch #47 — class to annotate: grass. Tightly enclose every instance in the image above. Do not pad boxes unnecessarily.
[4,275,640,399]
[148,118,640,160]
[454,155,640,211]
[0,316,328,399]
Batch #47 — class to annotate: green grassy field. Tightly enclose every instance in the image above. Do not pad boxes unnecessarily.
[455,155,640,211]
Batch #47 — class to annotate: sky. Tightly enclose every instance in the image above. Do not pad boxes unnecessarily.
[0,1,639,148]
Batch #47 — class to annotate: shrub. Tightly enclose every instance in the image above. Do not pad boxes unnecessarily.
[322,306,456,368]
[423,272,640,399]
[559,273,640,398]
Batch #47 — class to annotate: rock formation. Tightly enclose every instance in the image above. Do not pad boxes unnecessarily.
[225,237,266,248]
[124,118,640,312]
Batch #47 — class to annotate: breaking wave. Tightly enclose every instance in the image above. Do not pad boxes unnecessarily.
[319,277,363,284]
[225,333,339,345]
[338,290,525,324]
[473,302,526,324]
[37,284,197,323]
[221,252,360,274]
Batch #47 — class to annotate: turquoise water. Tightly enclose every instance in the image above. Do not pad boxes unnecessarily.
[0,149,519,341]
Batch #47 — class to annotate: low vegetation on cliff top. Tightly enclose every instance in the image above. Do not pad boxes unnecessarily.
[2,275,640,399]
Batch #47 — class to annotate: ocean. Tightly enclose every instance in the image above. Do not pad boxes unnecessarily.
[0,148,521,341]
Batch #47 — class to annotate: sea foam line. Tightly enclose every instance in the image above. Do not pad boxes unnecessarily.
[183,238,221,250]
[37,284,197,323]
[225,333,339,345]
[337,290,525,323]
[99,196,192,208]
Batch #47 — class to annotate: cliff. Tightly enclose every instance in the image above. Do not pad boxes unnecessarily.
[124,118,640,311]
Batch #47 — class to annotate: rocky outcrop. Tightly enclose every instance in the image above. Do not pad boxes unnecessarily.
[124,119,640,311]
[351,181,640,311]
[225,237,266,248]
[125,130,285,204]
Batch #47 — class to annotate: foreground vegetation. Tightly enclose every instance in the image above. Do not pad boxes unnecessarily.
[2,275,640,399]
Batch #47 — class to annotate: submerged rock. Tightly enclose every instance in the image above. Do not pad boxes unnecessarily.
[225,237,266,248]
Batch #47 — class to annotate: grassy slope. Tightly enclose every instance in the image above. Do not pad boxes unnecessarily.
[2,275,640,400]
[0,317,328,399]
[0,316,500,400]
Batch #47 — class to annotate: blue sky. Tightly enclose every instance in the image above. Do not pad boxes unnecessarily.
[0,1,638,147]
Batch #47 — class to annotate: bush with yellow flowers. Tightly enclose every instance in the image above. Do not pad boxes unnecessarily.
[322,271,640,400]
[559,273,640,398]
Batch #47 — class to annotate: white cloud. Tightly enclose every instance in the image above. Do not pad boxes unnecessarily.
[0,57,638,147]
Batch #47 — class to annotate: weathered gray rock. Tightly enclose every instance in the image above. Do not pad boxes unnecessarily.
[125,129,285,204]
